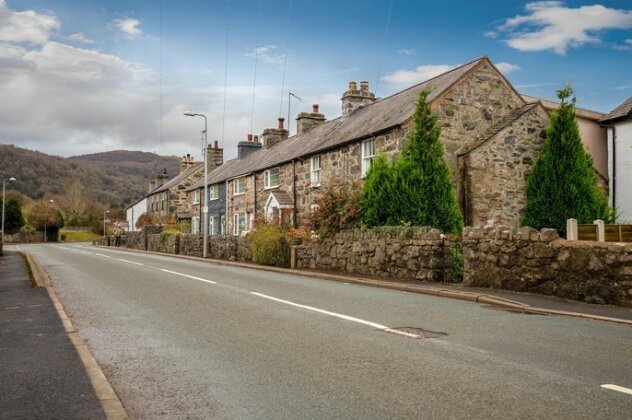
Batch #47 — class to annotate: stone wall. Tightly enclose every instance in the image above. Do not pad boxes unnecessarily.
[293,228,460,282]
[146,234,179,254]
[5,231,45,243]
[463,226,632,306]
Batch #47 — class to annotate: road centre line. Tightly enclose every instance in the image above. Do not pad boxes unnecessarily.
[160,269,217,285]
[601,384,632,395]
[250,292,422,338]
[117,258,144,266]
[95,253,111,258]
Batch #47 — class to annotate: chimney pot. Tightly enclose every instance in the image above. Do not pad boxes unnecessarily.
[254,135,259,143]
[360,81,369,92]
[277,117,285,129]
[312,104,319,113]
[247,133,253,142]
[349,81,357,91]
[214,140,218,149]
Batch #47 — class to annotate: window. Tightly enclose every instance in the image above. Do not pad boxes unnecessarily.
[192,190,200,204]
[191,216,200,234]
[310,156,321,187]
[233,213,246,235]
[361,139,375,177]
[233,177,246,195]
[209,184,219,200]
[264,167,280,189]
[209,216,216,235]
[220,215,226,235]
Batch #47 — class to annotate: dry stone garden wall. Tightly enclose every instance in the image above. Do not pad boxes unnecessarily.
[463,226,632,306]
[293,228,461,282]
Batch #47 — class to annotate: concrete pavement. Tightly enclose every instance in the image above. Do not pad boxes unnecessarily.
[0,248,106,419]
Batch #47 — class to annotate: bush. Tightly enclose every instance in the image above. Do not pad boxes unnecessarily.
[250,219,291,267]
[311,179,362,238]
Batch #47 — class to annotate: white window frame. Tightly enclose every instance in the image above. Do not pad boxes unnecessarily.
[192,190,200,204]
[263,167,280,189]
[233,177,246,195]
[233,212,246,235]
[191,216,200,234]
[209,184,219,200]
[361,139,376,178]
[220,215,226,235]
[310,155,321,187]
[209,215,216,235]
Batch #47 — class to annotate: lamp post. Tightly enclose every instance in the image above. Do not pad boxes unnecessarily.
[184,111,209,258]
[103,209,110,239]
[43,199,54,243]
[2,176,16,246]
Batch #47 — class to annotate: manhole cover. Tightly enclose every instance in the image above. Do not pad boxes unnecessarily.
[386,327,447,339]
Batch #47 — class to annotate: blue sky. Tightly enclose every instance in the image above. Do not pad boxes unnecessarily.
[0,0,631,159]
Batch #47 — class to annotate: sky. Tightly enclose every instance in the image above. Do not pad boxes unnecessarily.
[0,0,631,161]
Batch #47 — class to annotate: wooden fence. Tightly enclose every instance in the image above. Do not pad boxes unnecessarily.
[576,223,632,242]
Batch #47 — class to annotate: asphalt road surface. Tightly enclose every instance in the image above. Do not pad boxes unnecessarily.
[23,243,632,419]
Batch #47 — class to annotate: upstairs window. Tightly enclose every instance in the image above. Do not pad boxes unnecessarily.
[264,167,280,189]
[361,139,375,177]
[192,190,200,204]
[233,177,246,195]
[310,155,321,187]
[209,184,219,200]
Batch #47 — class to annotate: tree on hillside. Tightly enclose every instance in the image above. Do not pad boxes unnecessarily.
[361,89,463,234]
[26,200,65,233]
[60,177,92,225]
[522,86,611,235]
[2,198,25,234]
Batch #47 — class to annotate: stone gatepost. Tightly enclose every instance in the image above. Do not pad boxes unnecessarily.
[566,219,578,240]
[593,219,605,242]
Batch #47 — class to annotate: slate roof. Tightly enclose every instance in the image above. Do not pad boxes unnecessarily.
[150,162,203,195]
[600,96,632,123]
[521,94,605,121]
[188,56,495,192]
[267,190,294,207]
[457,103,538,156]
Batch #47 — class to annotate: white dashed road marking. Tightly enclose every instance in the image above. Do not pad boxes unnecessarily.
[95,253,111,258]
[117,258,144,266]
[601,384,632,395]
[249,292,422,338]
[160,269,217,285]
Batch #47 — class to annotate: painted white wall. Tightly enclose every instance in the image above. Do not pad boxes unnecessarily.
[126,198,147,232]
[608,120,632,222]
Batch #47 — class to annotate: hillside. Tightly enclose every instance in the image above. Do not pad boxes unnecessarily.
[0,144,181,206]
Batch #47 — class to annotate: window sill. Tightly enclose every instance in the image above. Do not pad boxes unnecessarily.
[263,185,279,191]
[233,192,245,196]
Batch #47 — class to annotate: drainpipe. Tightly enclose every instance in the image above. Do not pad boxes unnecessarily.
[225,180,229,235]
[253,173,257,228]
[612,126,617,214]
[292,159,298,228]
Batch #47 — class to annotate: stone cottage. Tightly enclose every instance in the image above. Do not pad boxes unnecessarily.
[186,55,606,234]
[147,144,223,226]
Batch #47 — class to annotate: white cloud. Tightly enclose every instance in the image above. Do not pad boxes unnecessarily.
[484,31,498,39]
[67,32,95,44]
[381,64,454,89]
[494,62,520,74]
[495,2,632,54]
[396,48,416,56]
[111,18,142,39]
[244,45,287,66]
[0,0,60,45]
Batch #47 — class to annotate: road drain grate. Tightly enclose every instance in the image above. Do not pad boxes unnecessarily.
[386,327,447,339]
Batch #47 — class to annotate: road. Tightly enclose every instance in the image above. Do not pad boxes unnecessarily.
[23,243,632,419]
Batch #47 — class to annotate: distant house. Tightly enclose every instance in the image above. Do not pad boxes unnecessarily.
[601,96,632,222]
[522,94,608,186]
[125,197,147,232]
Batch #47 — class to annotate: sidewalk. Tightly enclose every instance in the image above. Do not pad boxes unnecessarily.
[0,248,106,419]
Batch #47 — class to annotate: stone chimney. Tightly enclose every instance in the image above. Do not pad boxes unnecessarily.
[262,118,290,149]
[296,104,326,136]
[237,133,262,159]
[149,168,169,192]
[206,140,224,171]
[180,153,197,173]
[341,80,375,116]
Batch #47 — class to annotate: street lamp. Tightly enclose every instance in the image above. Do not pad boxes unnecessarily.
[184,111,209,258]
[1,176,16,246]
[43,199,54,243]
[103,209,110,238]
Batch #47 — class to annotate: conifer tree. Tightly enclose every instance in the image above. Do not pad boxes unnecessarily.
[361,89,463,234]
[4,198,25,234]
[522,86,611,235]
